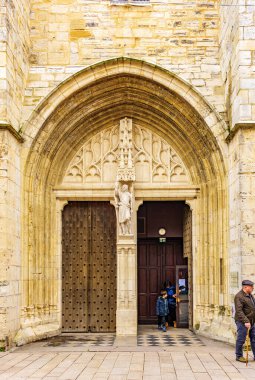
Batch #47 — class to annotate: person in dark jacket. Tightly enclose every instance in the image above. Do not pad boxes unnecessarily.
[156,289,169,332]
[234,279,255,362]
[165,280,177,327]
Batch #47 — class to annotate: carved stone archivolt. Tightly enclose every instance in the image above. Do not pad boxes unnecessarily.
[62,121,190,185]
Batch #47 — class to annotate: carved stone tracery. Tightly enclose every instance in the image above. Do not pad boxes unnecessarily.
[134,126,189,183]
[63,126,119,183]
[62,122,190,185]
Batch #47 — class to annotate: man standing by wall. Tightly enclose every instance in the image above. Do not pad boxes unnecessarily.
[235,280,255,362]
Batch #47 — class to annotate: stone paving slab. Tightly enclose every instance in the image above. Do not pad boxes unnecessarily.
[2,329,255,379]
[0,350,254,379]
[15,327,231,353]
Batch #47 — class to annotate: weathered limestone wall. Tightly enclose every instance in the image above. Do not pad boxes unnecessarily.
[219,0,239,126]
[220,1,255,125]
[228,128,255,303]
[0,0,31,130]
[22,0,225,125]
[0,130,22,348]
[220,2,255,308]
[0,3,7,123]
[0,0,30,348]
[1,0,254,347]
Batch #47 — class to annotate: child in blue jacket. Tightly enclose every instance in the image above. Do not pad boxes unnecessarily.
[156,290,169,332]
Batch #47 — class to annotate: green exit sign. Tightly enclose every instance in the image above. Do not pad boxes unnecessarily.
[159,238,166,243]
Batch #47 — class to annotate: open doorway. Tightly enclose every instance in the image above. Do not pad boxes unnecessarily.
[137,201,192,328]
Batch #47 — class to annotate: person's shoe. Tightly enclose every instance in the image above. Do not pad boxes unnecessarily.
[162,326,166,332]
[236,357,246,363]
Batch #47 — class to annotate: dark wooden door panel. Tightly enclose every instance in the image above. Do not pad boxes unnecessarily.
[138,238,187,324]
[175,242,184,265]
[148,244,160,266]
[149,294,158,317]
[138,244,147,266]
[164,244,175,266]
[149,269,160,293]
[138,294,147,317]
[62,201,116,332]
[162,269,175,285]
[138,268,147,293]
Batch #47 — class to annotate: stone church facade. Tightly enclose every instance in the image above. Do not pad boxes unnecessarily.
[0,0,255,348]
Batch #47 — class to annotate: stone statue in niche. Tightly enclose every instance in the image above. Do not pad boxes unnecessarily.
[114,182,132,235]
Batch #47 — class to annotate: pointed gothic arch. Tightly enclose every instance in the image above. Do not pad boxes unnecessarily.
[16,57,231,345]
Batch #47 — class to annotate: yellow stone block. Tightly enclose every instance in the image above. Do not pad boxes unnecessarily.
[70,29,93,40]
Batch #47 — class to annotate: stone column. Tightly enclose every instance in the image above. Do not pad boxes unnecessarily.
[116,238,137,335]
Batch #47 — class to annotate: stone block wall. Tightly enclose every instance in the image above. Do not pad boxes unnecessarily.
[221,1,255,303]
[220,1,255,126]
[228,127,255,301]
[22,0,225,125]
[0,0,30,347]
[0,0,254,347]
[237,4,255,124]
[0,130,22,348]
[0,0,31,130]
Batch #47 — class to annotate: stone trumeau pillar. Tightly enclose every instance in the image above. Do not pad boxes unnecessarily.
[114,118,137,335]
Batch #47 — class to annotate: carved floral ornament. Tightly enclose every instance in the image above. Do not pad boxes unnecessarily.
[63,121,190,185]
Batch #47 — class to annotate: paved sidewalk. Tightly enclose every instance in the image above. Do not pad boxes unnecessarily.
[1,328,255,379]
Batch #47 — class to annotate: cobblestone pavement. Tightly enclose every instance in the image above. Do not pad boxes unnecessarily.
[1,328,255,379]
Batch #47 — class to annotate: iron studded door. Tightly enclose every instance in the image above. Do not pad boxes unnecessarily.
[62,201,116,332]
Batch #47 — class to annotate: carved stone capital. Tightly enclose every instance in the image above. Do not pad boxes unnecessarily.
[117,246,136,255]
[117,167,136,182]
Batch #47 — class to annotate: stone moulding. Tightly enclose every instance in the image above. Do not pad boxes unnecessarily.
[14,324,60,347]
[225,122,255,143]
[21,57,229,144]
[0,123,24,143]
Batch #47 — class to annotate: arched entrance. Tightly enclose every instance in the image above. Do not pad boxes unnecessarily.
[16,57,230,345]
[137,201,189,328]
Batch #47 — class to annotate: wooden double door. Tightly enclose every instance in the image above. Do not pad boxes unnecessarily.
[138,238,187,325]
[62,201,116,332]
